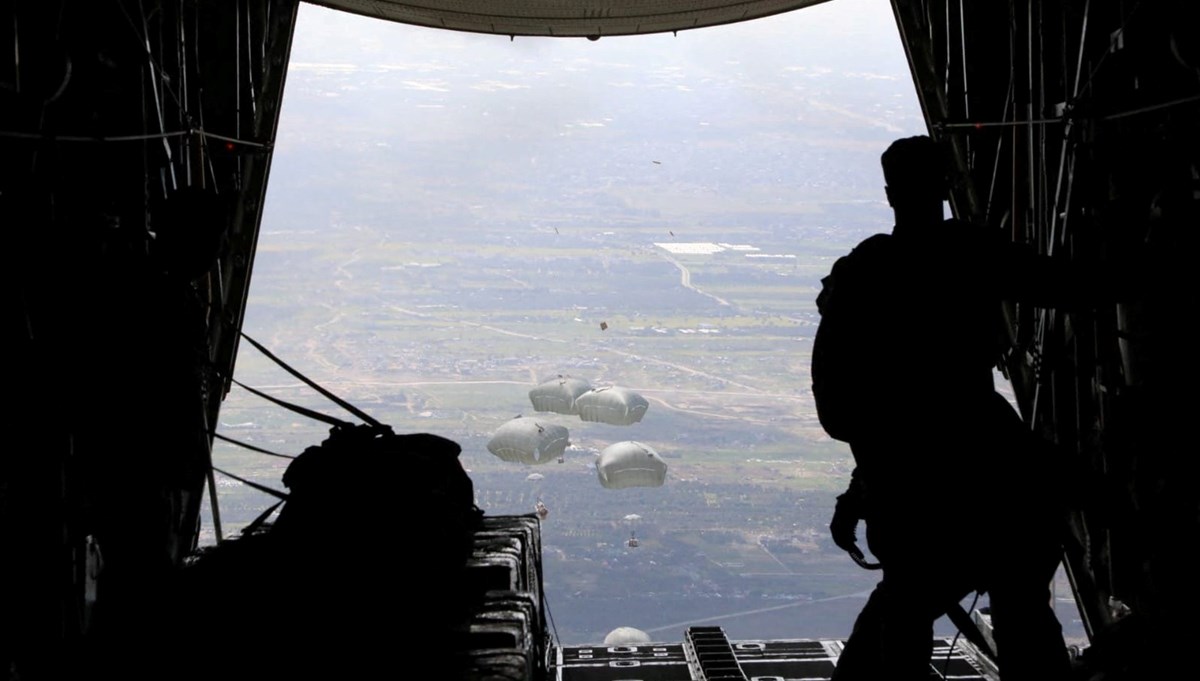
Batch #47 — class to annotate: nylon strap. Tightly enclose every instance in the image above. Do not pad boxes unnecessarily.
[239,331,383,427]
[211,431,295,459]
[212,466,289,500]
[230,377,353,429]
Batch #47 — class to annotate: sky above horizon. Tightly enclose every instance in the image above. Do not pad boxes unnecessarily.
[264,0,927,238]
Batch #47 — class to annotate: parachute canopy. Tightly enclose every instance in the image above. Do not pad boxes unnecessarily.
[525,473,545,482]
[576,387,649,426]
[596,441,667,489]
[529,376,592,416]
[487,417,570,465]
[604,626,652,645]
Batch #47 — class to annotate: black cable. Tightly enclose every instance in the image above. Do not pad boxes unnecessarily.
[238,331,383,428]
[229,377,354,430]
[538,548,558,646]
[942,591,983,678]
[242,500,285,535]
[211,431,295,459]
[0,127,265,147]
[115,0,184,111]
[543,589,561,660]
[1072,1,1144,103]
[1103,93,1200,121]
[211,466,289,500]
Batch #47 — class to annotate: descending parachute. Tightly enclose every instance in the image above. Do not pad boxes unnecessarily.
[605,627,652,646]
[487,417,570,465]
[525,473,545,482]
[575,386,649,425]
[623,513,642,546]
[529,376,592,415]
[596,441,667,489]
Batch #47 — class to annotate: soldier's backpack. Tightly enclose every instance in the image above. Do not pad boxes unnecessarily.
[811,234,894,443]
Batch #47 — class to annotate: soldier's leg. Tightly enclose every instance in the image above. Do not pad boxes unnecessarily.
[831,583,886,680]
[988,515,1071,680]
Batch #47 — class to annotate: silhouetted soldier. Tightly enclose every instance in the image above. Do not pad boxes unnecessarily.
[814,135,1080,680]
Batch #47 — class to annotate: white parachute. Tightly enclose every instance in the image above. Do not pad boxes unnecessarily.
[596,441,667,489]
[487,417,570,465]
[604,627,652,645]
[575,386,650,426]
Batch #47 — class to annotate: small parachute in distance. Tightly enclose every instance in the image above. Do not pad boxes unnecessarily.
[596,441,667,489]
[605,626,651,645]
[529,376,592,416]
[487,417,570,465]
[576,386,649,426]
[525,473,545,482]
